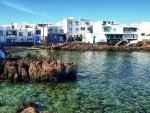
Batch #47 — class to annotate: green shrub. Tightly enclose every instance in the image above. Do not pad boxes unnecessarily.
[136,41,144,47]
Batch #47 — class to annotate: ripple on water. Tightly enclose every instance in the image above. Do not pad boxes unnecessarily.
[0,50,149,113]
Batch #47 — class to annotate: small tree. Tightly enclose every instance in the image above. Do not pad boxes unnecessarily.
[141,33,145,36]
[79,35,83,41]
[136,41,144,47]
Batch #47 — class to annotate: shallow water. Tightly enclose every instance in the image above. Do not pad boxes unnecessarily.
[1,50,150,113]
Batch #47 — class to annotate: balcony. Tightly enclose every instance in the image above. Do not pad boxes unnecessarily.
[123,27,138,33]
[123,34,138,40]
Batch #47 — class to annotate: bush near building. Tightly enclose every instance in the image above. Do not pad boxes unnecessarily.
[136,41,144,47]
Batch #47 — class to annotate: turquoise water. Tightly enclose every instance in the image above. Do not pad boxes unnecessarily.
[0,50,150,113]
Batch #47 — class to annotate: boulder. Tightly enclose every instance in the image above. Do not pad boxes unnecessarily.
[16,102,55,113]
[4,61,21,82]
[0,57,6,79]
[21,107,36,113]
[2,54,78,82]
[64,62,78,80]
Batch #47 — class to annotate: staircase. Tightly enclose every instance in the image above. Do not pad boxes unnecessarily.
[115,39,128,46]
[115,40,124,46]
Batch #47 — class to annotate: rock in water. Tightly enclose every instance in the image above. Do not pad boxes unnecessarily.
[0,57,6,78]
[64,62,78,80]
[1,54,78,83]
[20,107,36,113]
[16,102,55,113]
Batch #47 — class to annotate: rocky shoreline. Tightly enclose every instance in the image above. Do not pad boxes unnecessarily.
[0,53,78,82]
[61,42,150,52]
[3,41,150,52]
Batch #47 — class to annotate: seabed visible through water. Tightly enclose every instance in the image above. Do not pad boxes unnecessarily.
[0,50,149,113]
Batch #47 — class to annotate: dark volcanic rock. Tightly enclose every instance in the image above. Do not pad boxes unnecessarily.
[61,42,150,52]
[1,54,78,83]
[64,62,78,80]
[0,57,6,78]
[16,102,55,113]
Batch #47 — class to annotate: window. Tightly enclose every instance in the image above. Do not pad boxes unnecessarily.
[55,29,58,33]
[116,35,119,38]
[19,32,23,36]
[69,28,72,31]
[75,21,79,26]
[123,28,129,31]
[113,28,116,32]
[141,33,145,36]
[76,28,79,31]
[103,26,111,32]
[6,39,12,42]
[103,21,107,25]
[68,35,72,37]
[111,35,113,38]
[48,29,53,33]
[85,22,90,25]
[36,30,41,35]
[27,38,33,40]
[28,32,32,36]
[60,30,63,33]
[6,30,17,36]
[68,21,72,25]
[0,31,3,36]
[81,27,85,31]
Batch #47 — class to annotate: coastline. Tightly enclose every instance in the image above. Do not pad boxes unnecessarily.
[3,42,150,52]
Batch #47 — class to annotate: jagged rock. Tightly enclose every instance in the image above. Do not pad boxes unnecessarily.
[16,102,55,113]
[1,54,78,83]
[0,57,6,78]
[21,107,36,113]
[4,61,21,82]
[16,102,39,113]
[18,61,29,82]
[64,62,78,80]
[61,42,150,52]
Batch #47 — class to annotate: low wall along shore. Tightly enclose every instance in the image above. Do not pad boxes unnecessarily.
[0,53,78,83]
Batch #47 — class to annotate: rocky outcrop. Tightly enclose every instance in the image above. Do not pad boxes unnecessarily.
[61,42,150,52]
[0,53,78,82]
[0,57,6,79]
[64,62,78,80]
[16,102,55,113]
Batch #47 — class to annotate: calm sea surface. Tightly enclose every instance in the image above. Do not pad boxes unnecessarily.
[0,50,150,113]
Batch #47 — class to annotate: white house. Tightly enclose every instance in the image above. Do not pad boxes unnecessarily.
[131,22,150,41]
[47,25,66,43]
[47,25,64,34]
[83,21,107,43]
[56,17,93,41]
[84,21,139,44]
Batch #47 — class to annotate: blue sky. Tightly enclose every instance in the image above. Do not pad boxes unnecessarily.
[0,0,149,24]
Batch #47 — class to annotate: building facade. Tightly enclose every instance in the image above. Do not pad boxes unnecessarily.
[1,18,150,46]
[56,17,93,41]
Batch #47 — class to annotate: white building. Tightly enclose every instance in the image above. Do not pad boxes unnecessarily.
[56,17,93,41]
[47,25,64,34]
[0,22,35,43]
[131,22,150,41]
[83,21,107,43]
[84,21,139,44]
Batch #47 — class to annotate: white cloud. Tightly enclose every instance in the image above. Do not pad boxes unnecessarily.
[0,0,38,15]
